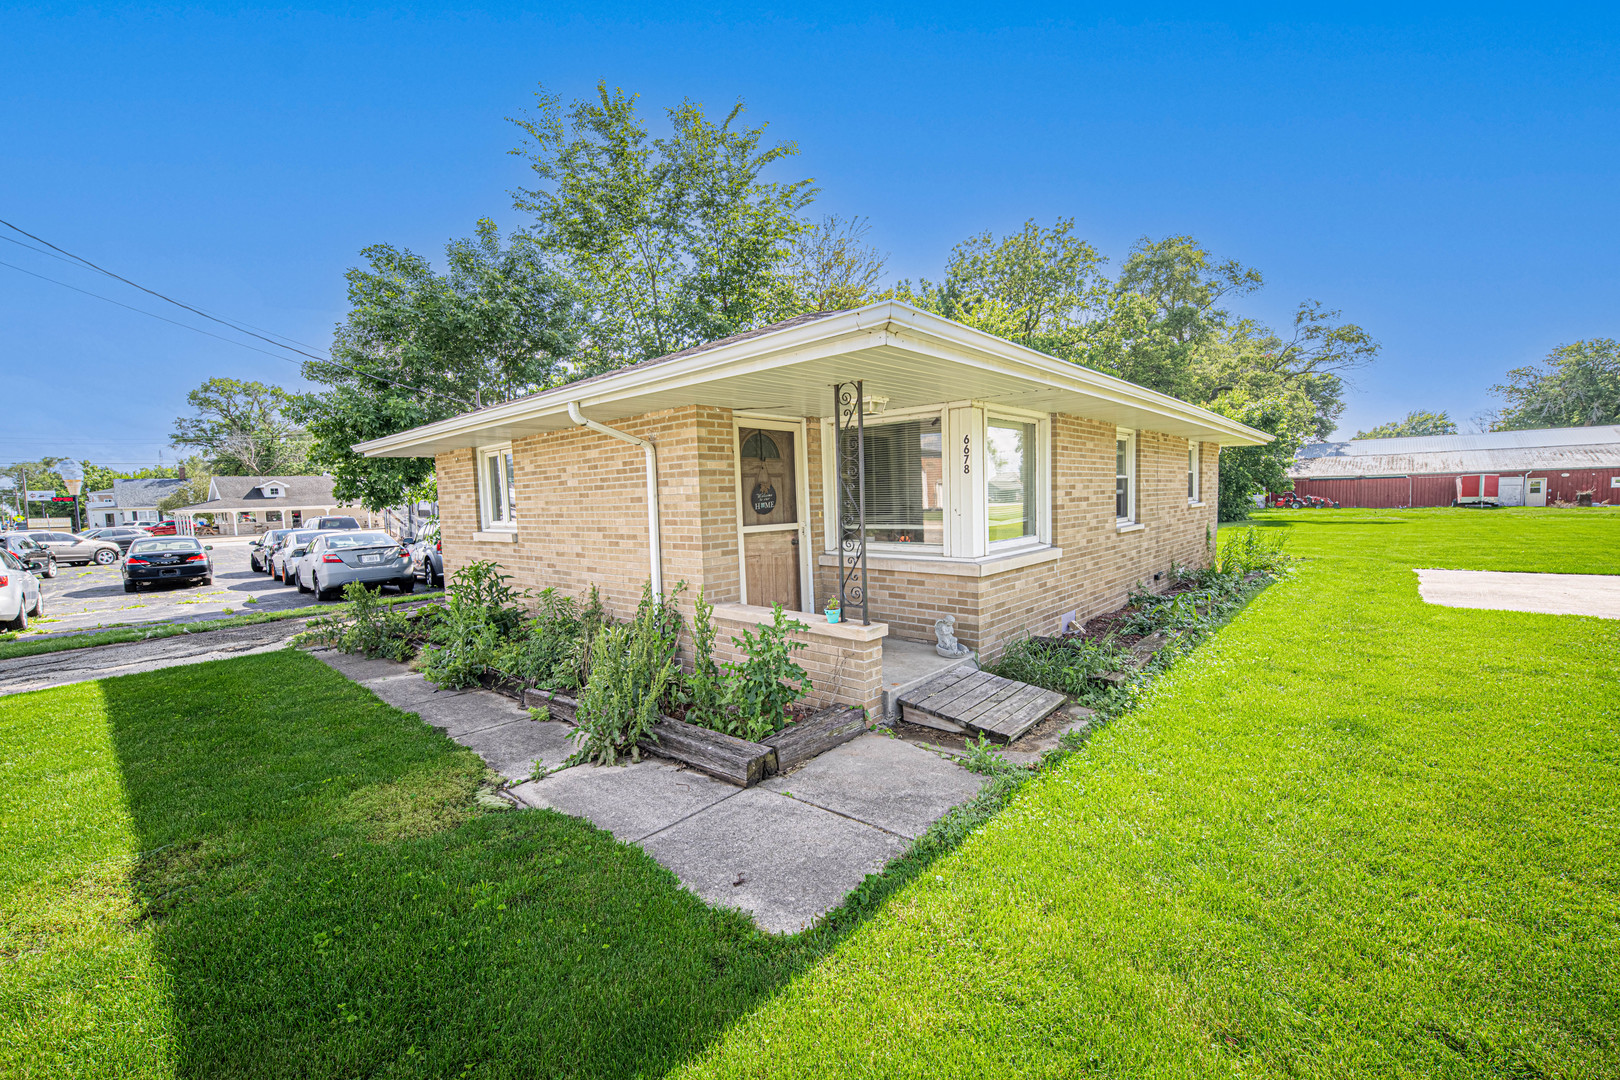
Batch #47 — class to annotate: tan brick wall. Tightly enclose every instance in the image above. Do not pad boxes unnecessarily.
[434,403,1220,694]
[712,605,885,718]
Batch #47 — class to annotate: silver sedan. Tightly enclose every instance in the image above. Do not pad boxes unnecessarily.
[28,529,122,566]
[296,531,416,600]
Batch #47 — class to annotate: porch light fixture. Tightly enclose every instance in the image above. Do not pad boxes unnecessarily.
[862,395,889,416]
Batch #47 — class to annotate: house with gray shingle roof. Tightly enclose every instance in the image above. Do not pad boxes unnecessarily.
[84,477,189,528]
[170,475,374,535]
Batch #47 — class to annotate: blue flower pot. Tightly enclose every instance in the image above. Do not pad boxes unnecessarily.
[825,608,841,624]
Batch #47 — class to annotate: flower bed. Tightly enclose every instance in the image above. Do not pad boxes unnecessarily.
[311,561,867,784]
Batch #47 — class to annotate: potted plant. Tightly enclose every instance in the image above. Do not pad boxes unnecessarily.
[824,596,841,624]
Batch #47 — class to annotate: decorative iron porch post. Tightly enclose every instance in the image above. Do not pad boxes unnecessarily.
[833,380,869,626]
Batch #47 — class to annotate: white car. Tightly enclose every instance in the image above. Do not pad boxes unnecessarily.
[1,548,44,631]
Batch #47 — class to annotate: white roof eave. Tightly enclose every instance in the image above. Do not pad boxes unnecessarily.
[354,302,1272,458]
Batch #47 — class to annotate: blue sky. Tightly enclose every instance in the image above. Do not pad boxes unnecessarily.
[3,4,1617,469]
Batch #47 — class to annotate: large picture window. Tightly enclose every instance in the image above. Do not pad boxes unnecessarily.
[479,445,517,529]
[840,414,944,546]
[1116,428,1137,523]
[986,418,1036,544]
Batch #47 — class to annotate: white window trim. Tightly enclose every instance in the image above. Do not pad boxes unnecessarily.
[821,405,949,557]
[820,402,1053,563]
[1188,439,1201,505]
[1116,427,1138,526]
[984,408,1050,552]
[476,443,517,532]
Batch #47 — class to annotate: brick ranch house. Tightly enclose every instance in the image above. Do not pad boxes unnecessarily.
[357,302,1270,716]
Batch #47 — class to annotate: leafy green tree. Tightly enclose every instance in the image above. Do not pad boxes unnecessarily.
[289,220,576,510]
[780,215,887,313]
[510,82,814,371]
[1206,385,1319,522]
[1490,339,1620,430]
[897,218,1109,358]
[171,378,310,475]
[81,462,177,493]
[2,457,67,522]
[156,456,215,515]
[1355,410,1458,439]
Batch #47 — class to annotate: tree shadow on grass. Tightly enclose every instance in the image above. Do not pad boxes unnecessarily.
[101,650,970,1079]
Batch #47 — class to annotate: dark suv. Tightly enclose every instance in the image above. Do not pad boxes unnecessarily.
[309,516,361,530]
[0,533,58,578]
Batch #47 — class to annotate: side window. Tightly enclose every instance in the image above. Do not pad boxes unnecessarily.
[1115,429,1137,523]
[1188,440,1201,503]
[478,446,518,529]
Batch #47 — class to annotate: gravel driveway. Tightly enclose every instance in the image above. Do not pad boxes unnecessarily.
[26,535,440,637]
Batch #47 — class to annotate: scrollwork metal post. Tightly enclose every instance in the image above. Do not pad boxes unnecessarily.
[833,380,869,626]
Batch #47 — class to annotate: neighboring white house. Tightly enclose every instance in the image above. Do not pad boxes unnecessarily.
[85,478,189,528]
[171,475,376,535]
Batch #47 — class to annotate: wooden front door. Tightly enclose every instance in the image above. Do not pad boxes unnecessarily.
[738,425,803,611]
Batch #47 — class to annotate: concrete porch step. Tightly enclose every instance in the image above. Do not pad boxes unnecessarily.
[879,637,978,719]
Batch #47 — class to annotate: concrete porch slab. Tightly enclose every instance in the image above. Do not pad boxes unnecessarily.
[639,787,908,934]
[1415,568,1620,619]
[456,717,576,780]
[761,733,988,839]
[880,638,976,719]
[510,760,739,842]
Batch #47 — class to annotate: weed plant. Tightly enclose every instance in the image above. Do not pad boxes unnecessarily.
[569,582,685,766]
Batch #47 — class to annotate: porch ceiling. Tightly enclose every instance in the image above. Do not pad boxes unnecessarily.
[357,302,1272,457]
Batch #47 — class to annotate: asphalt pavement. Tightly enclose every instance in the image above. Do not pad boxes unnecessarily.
[24,534,439,637]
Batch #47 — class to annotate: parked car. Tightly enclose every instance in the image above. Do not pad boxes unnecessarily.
[121,536,213,592]
[27,530,122,566]
[145,520,180,536]
[409,525,443,588]
[78,526,153,553]
[297,531,414,600]
[269,529,328,584]
[309,516,362,530]
[0,534,58,578]
[0,548,44,631]
[251,528,293,573]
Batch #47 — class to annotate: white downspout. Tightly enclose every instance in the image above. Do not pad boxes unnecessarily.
[567,402,663,596]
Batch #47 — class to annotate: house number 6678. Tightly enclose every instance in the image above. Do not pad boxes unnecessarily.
[962,435,971,475]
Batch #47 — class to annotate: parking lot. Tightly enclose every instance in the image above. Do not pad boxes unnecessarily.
[25,534,441,637]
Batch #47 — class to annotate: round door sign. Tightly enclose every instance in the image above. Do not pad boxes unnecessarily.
[751,482,778,515]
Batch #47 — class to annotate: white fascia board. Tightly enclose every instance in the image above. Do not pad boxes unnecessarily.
[354,300,1271,457]
[355,318,891,457]
[882,315,1271,446]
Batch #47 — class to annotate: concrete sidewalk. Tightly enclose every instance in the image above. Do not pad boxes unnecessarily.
[315,650,989,933]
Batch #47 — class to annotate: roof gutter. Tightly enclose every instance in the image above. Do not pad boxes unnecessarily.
[567,402,663,597]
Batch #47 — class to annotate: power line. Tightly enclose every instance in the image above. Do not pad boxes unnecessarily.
[1,232,327,354]
[0,218,474,408]
[0,258,324,366]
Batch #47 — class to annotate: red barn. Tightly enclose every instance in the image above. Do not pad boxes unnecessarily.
[1286,425,1620,508]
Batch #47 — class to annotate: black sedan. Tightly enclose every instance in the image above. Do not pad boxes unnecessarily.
[83,526,154,552]
[121,536,214,592]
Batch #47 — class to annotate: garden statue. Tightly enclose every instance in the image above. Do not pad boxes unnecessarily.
[934,614,972,659]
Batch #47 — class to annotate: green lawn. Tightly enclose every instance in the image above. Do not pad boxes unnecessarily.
[672,508,1620,1078]
[0,653,821,1078]
[3,508,1616,1078]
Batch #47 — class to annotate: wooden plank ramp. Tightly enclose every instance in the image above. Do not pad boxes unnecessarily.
[896,665,1066,743]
